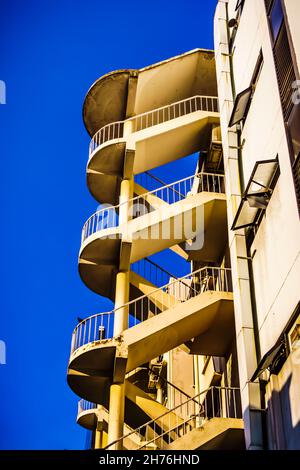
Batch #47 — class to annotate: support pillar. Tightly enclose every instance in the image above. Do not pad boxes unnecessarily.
[107,175,133,450]
[107,383,126,450]
[94,420,104,449]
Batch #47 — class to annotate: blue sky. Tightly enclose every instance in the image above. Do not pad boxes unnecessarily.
[0,0,216,449]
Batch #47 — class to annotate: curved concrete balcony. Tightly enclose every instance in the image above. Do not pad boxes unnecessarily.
[67,267,234,404]
[87,95,219,204]
[83,49,217,138]
[77,400,98,430]
[79,172,227,298]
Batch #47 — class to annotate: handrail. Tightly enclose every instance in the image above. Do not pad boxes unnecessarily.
[131,257,180,289]
[105,386,241,450]
[128,365,195,405]
[70,266,232,354]
[135,171,185,199]
[89,94,219,156]
[81,171,225,242]
[78,400,97,414]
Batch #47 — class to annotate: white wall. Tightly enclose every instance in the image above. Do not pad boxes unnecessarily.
[228,0,300,356]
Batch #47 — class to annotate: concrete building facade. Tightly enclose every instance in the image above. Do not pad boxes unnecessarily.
[67,0,300,451]
[214,0,300,450]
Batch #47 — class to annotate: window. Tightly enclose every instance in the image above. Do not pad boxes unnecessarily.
[251,339,287,381]
[229,87,253,127]
[229,51,263,127]
[269,0,284,43]
[265,0,274,14]
[266,1,300,215]
[289,320,300,353]
[293,153,300,216]
[235,0,245,13]
[231,158,279,231]
[288,106,300,161]
[274,24,297,120]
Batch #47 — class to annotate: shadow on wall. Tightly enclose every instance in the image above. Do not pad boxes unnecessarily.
[267,373,300,449]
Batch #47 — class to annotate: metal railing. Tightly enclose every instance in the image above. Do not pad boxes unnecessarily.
[127,365,197,417]
[81,172,225,242]
[105,386,241,450]
[135,171,169,193]
[89,121,124,153]
[89,95,219,157]
[147,365,201,419]
[70,266,232,355]
[78,400,97,415]
[131,257,180,289]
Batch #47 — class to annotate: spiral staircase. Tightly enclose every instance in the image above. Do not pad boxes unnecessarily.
[68,49,245,450]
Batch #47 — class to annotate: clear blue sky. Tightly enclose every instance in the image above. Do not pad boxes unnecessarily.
[0,0,217,449]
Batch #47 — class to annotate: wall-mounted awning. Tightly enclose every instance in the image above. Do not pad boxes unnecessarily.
[231,158,279,231]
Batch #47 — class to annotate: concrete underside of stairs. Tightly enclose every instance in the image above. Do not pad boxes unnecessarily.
[86,112,218,204]
[68,293,234,405]
[79,193,227,297]
[165,418,245,450]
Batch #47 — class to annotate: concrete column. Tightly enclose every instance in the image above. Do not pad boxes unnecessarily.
[113,270,130,335]
[119,178,133,226]
[94,421,104,449]
[107,383,125,450]
[107,175,133,449]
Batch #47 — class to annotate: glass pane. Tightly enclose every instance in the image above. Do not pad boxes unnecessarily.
[270,0,284,42]
[232,159,279,230]
[232,200,259,230]
[249,160,279,191]
[229,87,252,127]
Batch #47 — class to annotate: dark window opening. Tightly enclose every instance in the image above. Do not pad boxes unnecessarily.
[270,0,284,43]
[288,105,300,161]
[293,153,300,215]
[265,1,300,215]
[252,50,264,86]
[273,23,296,120]
[229,0,245,50]
[235,0,245,13]
[265,0,274,15]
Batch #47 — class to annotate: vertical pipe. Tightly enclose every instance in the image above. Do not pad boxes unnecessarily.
[193,355,201,426]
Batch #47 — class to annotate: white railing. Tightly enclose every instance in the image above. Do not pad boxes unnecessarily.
[89,121,124,153]
[105,386,241,450]
[78,400,97,415]
[89,95,219,157]
[70,266,232,355]
[81,172,225,242]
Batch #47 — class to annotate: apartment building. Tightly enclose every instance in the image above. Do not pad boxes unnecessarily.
[214,0,300,450]
[67,0,300,451]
